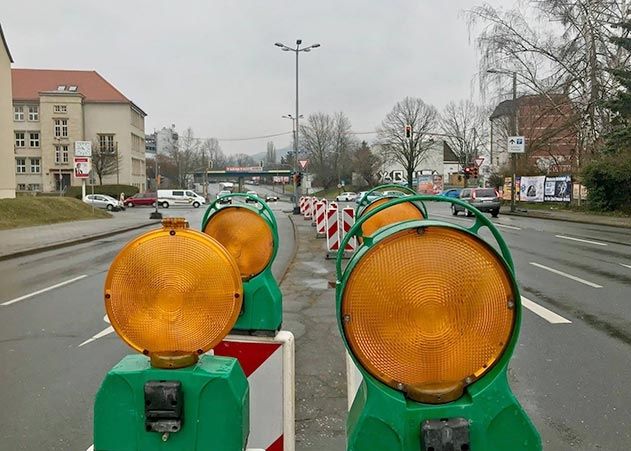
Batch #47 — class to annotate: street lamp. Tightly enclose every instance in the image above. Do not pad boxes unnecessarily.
[487,69,518,212]
[275,39,321,213]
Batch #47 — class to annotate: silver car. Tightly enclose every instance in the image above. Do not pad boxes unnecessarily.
[452,188,501,217]
[83,194,122,211]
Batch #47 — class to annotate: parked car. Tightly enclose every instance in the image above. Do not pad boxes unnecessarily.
[439,188,462,199]
[452,188,501,217]
[336,191,358,202]
[355,191,384,204]
[265,194,279,202]
[83,194,122,211]
[217,190,233,204]
[157,189,206,209]
[124,192,157,208]
[245,190,259,203]
[382,190,407,197]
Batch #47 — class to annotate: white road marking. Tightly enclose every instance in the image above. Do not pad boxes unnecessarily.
[555,235,607,246]
[620,263,631,269]
[494,223,522,230]
[86,446,94,451]
[521,296,572,324]
[529,262,603,288]
[1,275,87,306]
[78,315,114,347]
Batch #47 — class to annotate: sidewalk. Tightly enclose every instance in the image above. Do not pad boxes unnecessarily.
[500,206,631,228]
[0,216,160,260]
[280,216,347,451]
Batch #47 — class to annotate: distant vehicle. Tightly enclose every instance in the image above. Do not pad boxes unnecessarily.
[217,190,233,204]
[265,194,279,202]
[245,190,259,203]
[219,182,234,191]
[83,194,122,211]
[355,191,384,204]
[382,190,407,197]
[125,192,157,208]
[452,188,501,218]
[439,188,461,199]
[336,192,358,202]
[157,189,206,209]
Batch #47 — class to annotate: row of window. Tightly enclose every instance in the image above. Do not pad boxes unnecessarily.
[14,105,68,121]
[15,131,40,148]
[16,158,41,173]
[16,184,42,191]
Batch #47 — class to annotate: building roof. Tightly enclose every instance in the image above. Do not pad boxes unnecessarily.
[443,142,459,163]
[489,99,517,120]
[0,24,13,63]
[11,68,134,105]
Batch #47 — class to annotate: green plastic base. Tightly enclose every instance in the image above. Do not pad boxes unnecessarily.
[233,269,282,333]
[347,371,541,451]
[94,354,249,451]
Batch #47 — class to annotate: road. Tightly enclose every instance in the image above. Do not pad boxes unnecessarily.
[1,191,630,450]
[0,188,295,451]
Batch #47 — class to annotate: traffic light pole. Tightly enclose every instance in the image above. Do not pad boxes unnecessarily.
[510,72,517,213]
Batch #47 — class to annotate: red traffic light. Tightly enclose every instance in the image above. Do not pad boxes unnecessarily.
[405,125,412,139]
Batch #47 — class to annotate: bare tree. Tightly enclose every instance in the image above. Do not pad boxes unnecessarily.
[169,127,200,188]
[266,141,277,164]
[377,97,438,187]
[91,140,122,185]
[353,141,382,186]
[227,153,256,167]
[441,100,488,168]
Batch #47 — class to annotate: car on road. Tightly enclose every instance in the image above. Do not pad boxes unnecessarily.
[217,190,233,204]
[452,187,501,217]
[382,190,407,197]
[355,191,384,204]
[245,190,259,203]
[124,192,157,208]
[157,189,206,209]
[83,194,122,211]
[439,188,461,198]
[336,192,357,202]
[265,194,279,202]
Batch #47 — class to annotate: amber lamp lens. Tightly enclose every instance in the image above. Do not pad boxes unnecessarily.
[203,207,273,279]
[360,198,424,239]
[104,225,242,356]
[342,226,515,403]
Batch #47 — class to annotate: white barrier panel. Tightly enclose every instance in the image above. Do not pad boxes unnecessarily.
[299,197,306,214]
[214,331,295,451]
[326,206,340,255]
[311,197,318,226]
[303,197,313,220]
[341,207,356,252]
[315,201,326,236]
[346,352,363,410]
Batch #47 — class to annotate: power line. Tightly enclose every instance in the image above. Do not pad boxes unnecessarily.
[189,131,293,142]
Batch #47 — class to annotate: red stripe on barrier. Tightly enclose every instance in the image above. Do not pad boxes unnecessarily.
[267,435,283,451]
[213,341,281,377]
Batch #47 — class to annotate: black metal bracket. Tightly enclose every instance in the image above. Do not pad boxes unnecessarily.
[144,381,183,433]
[421,417,470,451]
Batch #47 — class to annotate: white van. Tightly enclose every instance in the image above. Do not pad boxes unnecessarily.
[157,189,206,208]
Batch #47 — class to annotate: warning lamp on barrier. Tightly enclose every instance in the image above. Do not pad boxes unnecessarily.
[94,218,250,451]
[201,192,282,333]
[336,196,541,451]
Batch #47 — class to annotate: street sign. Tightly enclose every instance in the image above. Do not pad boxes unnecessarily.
[508,136,525,153]
[73,157,91,179]
[474,157,485,167]
[299,160,308,170]
[74,141,92,157]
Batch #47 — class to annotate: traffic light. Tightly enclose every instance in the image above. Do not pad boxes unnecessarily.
[464,166,471,179]
[201,193,282,332]
[94,218,249,450]
[405,125,412,139]
[336,196,541,451]
[472,165,479,178]
[296,172,302,187]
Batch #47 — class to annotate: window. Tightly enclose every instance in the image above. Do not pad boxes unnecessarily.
[54,119,68,138]
[28,106,39,121]
[15,132,25,148]
[17,184,26,191]
[30,158,41,173]
[16,158,26,173]
[57,85,66,91]
[29,132,40,148]
[14,106,24,121]
[54,105,67,113]
[28,184,41,191]
[55,145,69,164]
[68,86,77,92]
[173,191,184,196]
[98,134,115,152]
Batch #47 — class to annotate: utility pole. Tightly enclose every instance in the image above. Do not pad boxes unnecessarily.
[510,72,517,213]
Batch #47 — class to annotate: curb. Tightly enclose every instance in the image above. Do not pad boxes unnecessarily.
[0,221,161,262]
[500,210,631,230]
[279,213,299,286]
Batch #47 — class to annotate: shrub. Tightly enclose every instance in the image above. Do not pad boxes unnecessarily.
[581,154,631,212]
[63,184,139,200]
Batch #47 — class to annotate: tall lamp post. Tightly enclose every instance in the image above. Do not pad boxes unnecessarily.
[275,39,320,214]
[487,69,518,212]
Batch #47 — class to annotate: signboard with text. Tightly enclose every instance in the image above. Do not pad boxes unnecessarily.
[73,157,91,179]
[508,136,525,153]
[225,166,263,173]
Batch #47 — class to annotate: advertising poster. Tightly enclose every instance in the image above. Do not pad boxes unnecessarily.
[544,175,572,202]
[520,176,545,202]
[502,177,521,201]
[432,175,444,194]
[417,175,434,194]
[73,157,91,179]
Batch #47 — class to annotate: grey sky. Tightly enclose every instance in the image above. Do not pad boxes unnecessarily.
[3,0,510,156]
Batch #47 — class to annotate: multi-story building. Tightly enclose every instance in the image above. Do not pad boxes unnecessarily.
[0,24,15,199]
[11,69,147,193]
[145,131,157,158]
[155,125,178,156]
[490,94,578,173]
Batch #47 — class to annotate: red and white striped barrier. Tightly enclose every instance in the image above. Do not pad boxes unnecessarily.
[214,331,295,451]
[311,197,318,226]
[299,197,306,214]
[326,205,339,258]
[341,207,356,253]
[303,197,313,220]
[315,201,326,237]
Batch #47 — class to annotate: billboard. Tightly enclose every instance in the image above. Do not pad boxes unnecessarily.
[502,177,521,201]
[544,175,571,202]
[73,157,91,179]
[417,175,434,194]
[520,176,545,202]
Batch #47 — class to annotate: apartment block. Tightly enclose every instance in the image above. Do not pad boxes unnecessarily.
[0,24,14,198]
[11,69,147,193]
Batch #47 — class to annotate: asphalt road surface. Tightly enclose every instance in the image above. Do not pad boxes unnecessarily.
[1,193,630,450]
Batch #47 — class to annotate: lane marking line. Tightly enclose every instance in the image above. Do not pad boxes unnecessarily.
[620,263,631,269]
[529,262,603,288]
[521,296,572,324]
[495,223,522,230]
[555,235,607,246]
[78,326,115,347]
[86,446,93,451]
[1,275,87,306]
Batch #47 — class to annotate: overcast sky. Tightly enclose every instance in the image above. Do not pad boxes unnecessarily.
[3,0,512,155]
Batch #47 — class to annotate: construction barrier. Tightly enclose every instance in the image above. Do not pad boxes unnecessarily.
[341,207,356,253]
[315,201,326,238]
[299,197,306,214]
[303,197,313,220]
[311,197,318,226]
[326,205,339,258]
